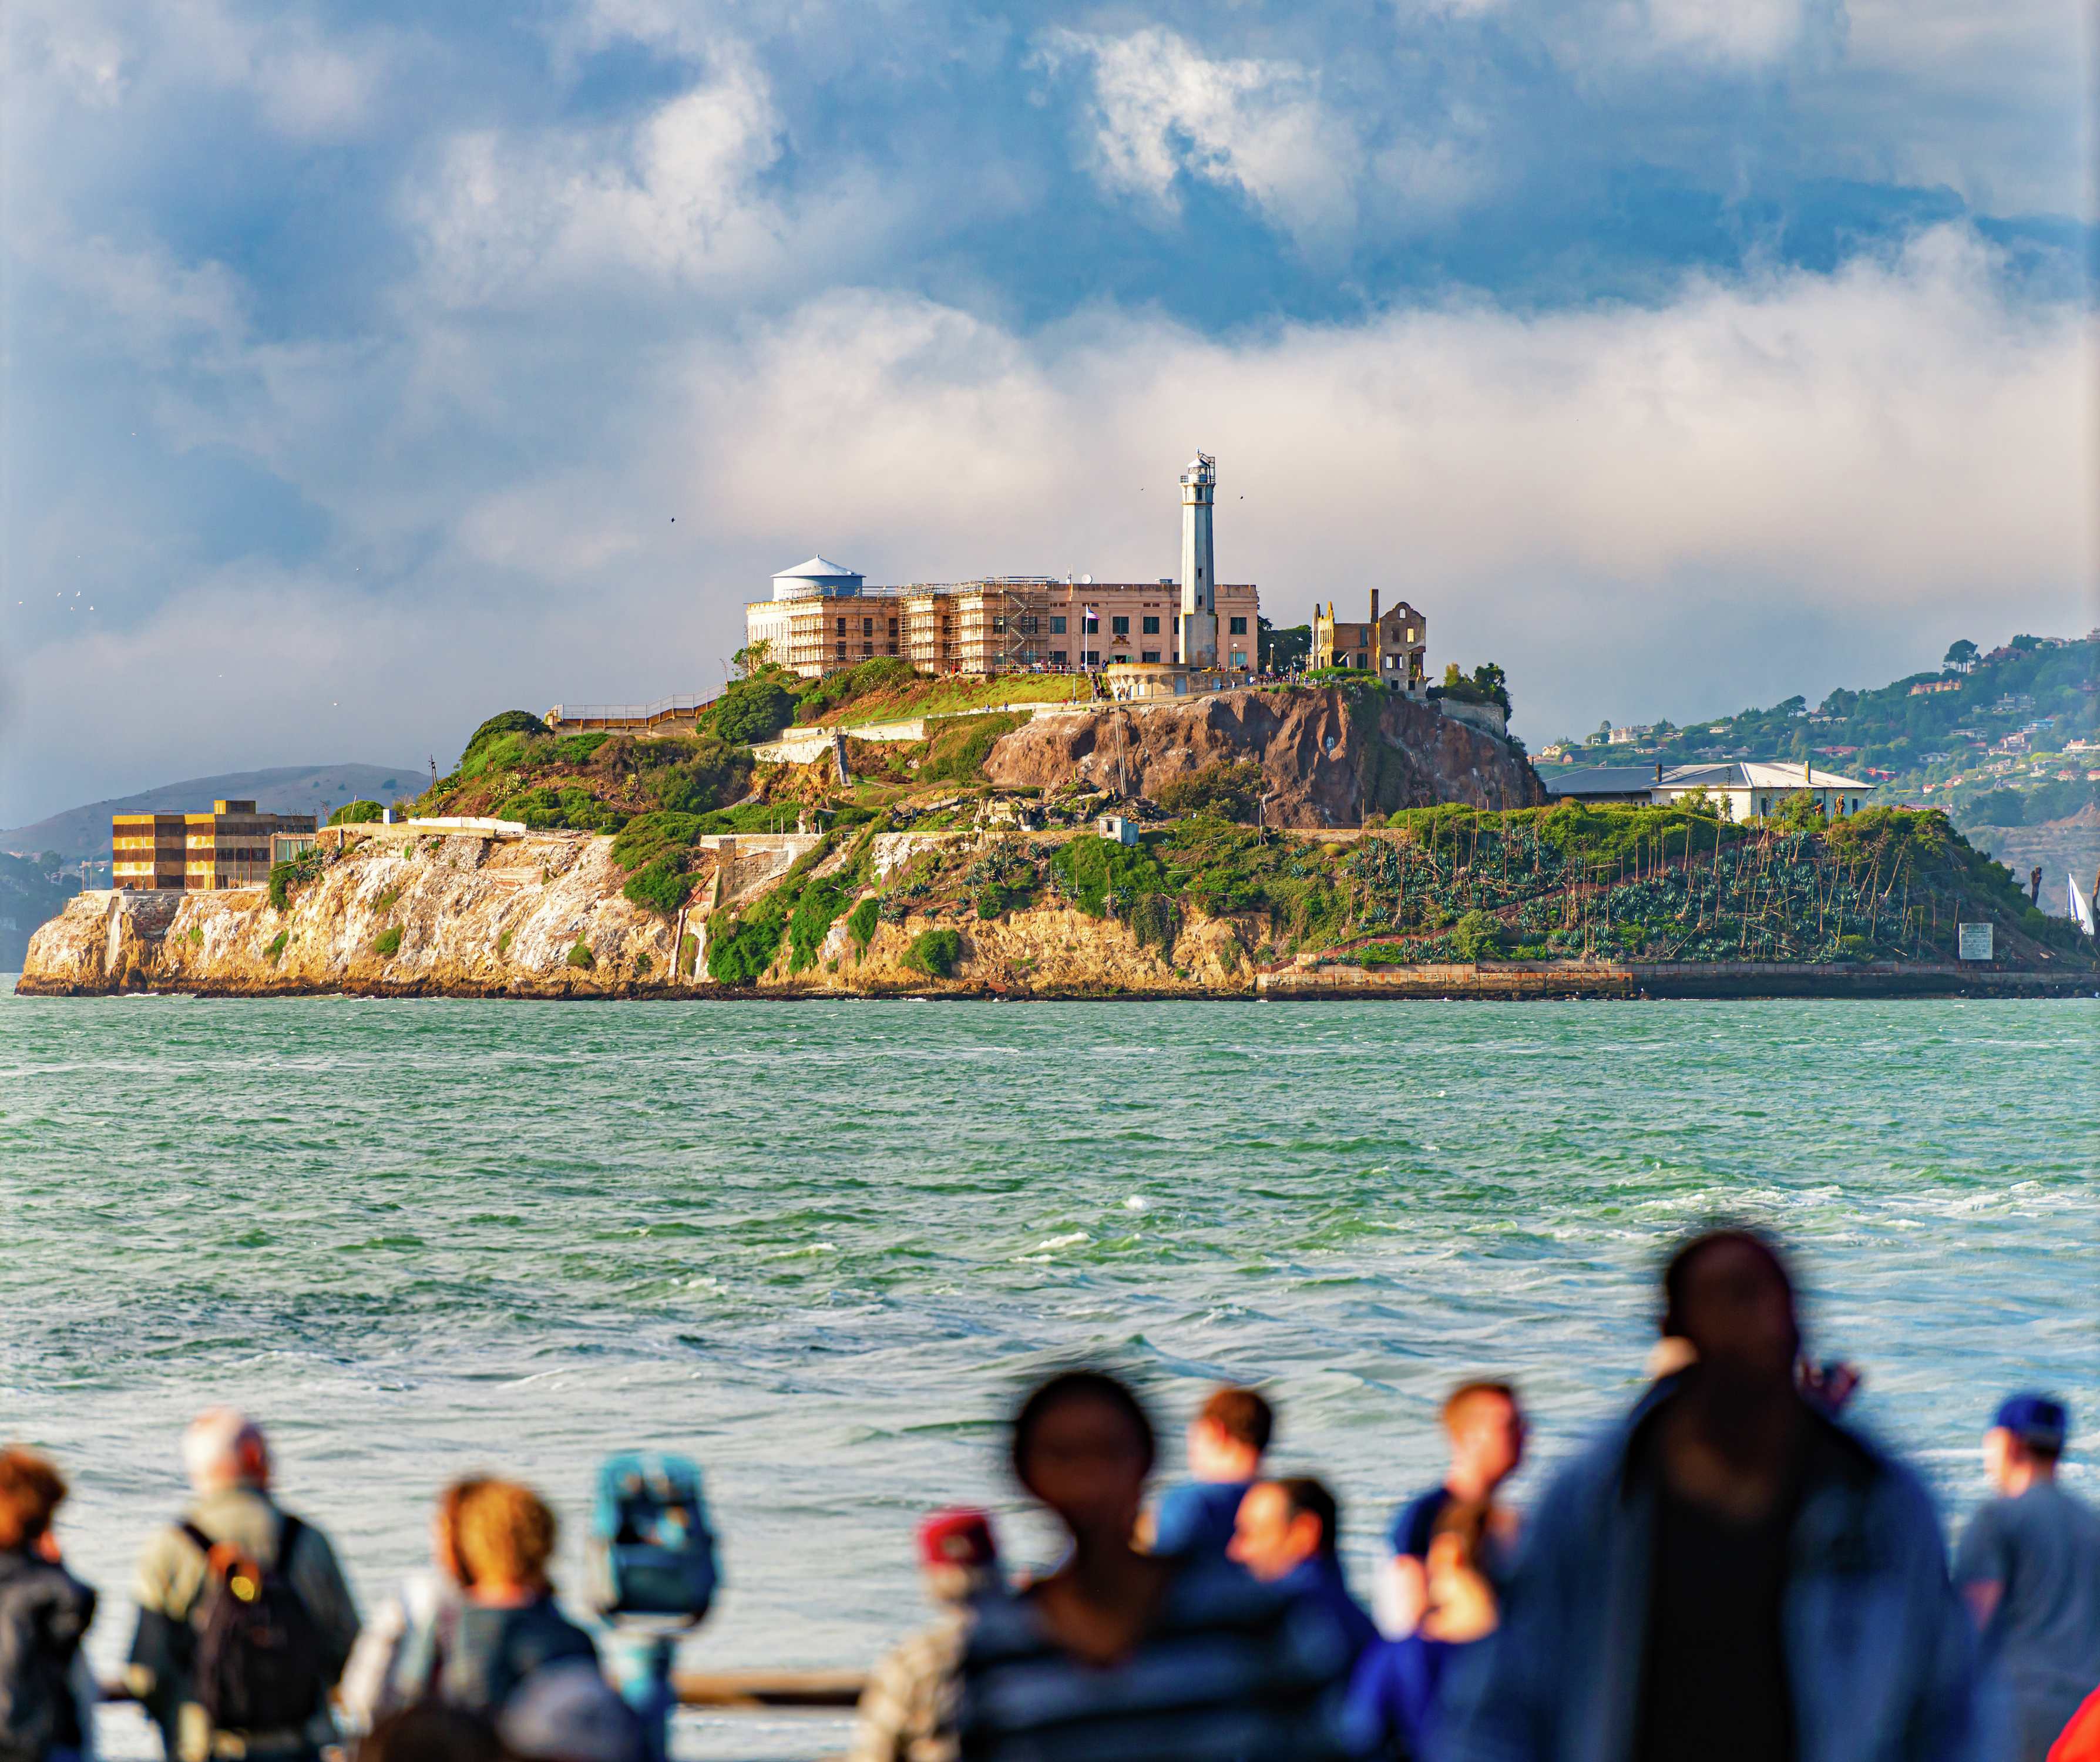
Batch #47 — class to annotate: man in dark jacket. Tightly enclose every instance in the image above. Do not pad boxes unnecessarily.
[1449,1229,1978,1762]
[127,1411,359,1762]
[0,1447,96,1762]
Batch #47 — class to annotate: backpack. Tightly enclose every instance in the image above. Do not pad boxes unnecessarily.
[583,1452,717,1622]
[180,1515,325,1733]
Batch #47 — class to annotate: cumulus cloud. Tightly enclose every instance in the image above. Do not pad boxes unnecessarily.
[1045,28,1362,246]
[686,228,2084,618]
[18,222,2081,821]
[409,60,785,304]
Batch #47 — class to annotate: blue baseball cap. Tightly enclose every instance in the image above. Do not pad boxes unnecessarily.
[1993,1394,2069,1451]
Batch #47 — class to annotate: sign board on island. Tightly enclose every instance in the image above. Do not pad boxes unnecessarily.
[1957,923,1994,961]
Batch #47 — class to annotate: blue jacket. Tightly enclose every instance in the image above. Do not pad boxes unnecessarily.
[1446,1391,1979,1762]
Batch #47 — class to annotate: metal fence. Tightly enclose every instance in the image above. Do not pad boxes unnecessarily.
[546,695,715,728]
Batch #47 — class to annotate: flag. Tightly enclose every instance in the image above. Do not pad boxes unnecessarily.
[2071,872,2096,937]
[1082,606,1096,621]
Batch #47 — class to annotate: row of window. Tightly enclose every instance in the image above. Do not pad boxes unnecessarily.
[836,617,901,637]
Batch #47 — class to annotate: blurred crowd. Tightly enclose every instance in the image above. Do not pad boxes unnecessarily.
[2,1228,2095,1762]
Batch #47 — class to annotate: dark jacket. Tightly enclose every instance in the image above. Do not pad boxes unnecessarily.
[441,1598,599,1717]
[0,1548,96,1762]
[1446,1390,1979,1762]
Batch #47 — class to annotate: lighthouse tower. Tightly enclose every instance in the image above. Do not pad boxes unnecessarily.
[1178,451,1218,668]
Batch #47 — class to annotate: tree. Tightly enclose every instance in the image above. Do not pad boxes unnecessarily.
[1470,662,1511,715]
[1944,639,1978,671]
[731,639,772,681]
[714,679,797,744]
[1258,616,1310,673]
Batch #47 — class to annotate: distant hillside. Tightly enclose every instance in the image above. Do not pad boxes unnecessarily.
[3,764,425,863]
[1535,631,2099,836]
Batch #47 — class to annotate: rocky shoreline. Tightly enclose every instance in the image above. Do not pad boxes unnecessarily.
[19,821,2088,1003]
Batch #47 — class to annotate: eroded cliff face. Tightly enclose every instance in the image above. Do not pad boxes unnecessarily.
[982,688,1545,824]
[18,830,695,998]
[19,826,1251,999]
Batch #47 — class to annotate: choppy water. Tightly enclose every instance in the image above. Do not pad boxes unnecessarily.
[2,986,2096,1758]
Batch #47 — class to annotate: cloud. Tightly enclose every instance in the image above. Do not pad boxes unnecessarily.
[5,0,392,139]
[17,221,2079,822]
[1045,28,1362,246]
[409,59,785,305]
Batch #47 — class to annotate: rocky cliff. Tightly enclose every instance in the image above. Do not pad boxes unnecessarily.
[984,688,1545,825]
[18,829,694,998]
[16,825,1242,999]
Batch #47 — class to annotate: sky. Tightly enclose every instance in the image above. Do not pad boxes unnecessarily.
[1,0,2093,824]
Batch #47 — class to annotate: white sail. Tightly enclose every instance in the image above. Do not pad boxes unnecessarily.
[2071,872,2096,938]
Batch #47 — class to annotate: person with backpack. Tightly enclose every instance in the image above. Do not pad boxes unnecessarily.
[126,1411,360,1762]
[0,1446,98,1762]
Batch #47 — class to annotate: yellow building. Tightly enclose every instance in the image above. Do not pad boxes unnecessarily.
[1313,589,1427,684]
[112,801,319,892]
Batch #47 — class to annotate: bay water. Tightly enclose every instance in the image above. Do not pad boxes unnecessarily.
[2,986,2095,1757]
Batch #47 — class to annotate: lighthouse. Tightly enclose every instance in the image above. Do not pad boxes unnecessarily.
[1178,451,1218,668]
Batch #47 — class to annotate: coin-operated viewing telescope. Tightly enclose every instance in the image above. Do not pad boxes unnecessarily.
[586,1452,718,1762]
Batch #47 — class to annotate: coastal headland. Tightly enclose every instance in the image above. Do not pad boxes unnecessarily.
[21,688,2094,1001]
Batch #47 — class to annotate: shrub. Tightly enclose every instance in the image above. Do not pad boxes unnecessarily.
[567,939,595,969]
[633,952,652,976]
[613,811,705,872]
[623,856,694,916]
[1450,909,1501,961]
[1156,760,1262,823]
[902,928,964,978]
[1125,892,1181,952]
[714,680,797,744]
[552,731,610,764]
[794,657,924,721]
[679,932,698,976]
[917,712,1029,784]
[375,926,404,956]
[846,896,879,949]
[328,800,387,826]
[462,711,549,768]
[496,929,512,957]
[1047,833,1173,918]
[265,930,288,964]
[374,885,404,912]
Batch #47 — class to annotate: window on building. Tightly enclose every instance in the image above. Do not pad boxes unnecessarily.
[1143,616,1160,635]
[836,618,847,635]
[862,643,874,657]
[863,617,875,635]
[886,644,898,656]
[1111,616,1130,635]
[1050,650,1068,665]
[1083,617,1098,634]
[1230,651,1246,668]
[836,644,847,659]
[1051,615,1067,634]
[993,615,1006,632]
[1019,616,1040,634]
[1356,653,1367,668]
[1229,617,1247,635]
[888,618,898,634]
[1141,650,1160,663]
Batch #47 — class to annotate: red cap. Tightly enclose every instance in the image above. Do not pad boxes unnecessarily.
[918,1509,997,1568]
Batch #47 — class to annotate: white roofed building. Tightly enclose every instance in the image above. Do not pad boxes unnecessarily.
[1546,760,1876,821]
